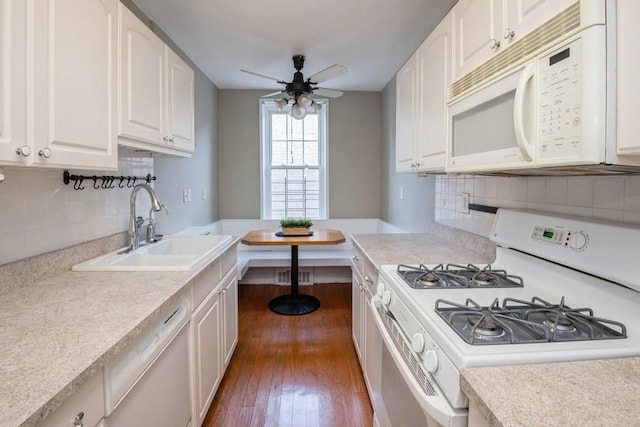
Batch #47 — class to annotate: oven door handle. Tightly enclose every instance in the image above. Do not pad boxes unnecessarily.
[369,297,467,427]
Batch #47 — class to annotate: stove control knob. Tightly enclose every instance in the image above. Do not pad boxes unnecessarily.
[371,295,382,309]
[568,231,588,251]
[411,333,425,353]
[423,350,439,373]
[376,281,385,297]
[381,290,391,306]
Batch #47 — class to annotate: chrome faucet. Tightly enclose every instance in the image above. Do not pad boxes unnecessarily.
[127,183,164,251]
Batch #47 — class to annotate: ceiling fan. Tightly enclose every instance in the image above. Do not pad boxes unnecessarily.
[241,55,347,119]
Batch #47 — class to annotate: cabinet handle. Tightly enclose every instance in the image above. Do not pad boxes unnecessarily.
[489,38,501,49]
[73,412,84,427]
[364,275,374,284]
[503,28,515,40]
[38,148,52,158]
[351,255,359,261]
[16,146,31,157]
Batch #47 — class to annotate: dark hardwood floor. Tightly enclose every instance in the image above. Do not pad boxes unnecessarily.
[203,283,373,427]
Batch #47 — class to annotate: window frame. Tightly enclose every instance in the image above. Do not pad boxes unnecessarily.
[260,99,328,220]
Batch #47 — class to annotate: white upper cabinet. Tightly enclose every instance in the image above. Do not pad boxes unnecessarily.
[416,12,452,171]
[453,0,503,80]
[118,4,194,157]
[396,11,452,173]
[453,0,577,80]
[1,0,118,170]
[166,48,195,153]
[395,53,418,173]
[0,0,28,165]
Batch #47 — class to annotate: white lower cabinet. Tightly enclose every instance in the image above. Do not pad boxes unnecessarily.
[40,371,105,427]
[190,267,239,427]
[191,282,223,427]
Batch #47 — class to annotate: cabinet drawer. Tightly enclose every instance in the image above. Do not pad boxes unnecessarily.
[192,259,221,309]
[362,258,378,293]
[219,243,238,279]
[41,371,104,427]
[350,245,365,276]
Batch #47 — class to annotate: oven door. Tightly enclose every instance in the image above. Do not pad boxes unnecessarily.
[447,63,536,173]
[369,298,467,427]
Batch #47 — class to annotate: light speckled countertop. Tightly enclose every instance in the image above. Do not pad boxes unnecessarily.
[0,238,239,427]
[350,232,495,268]
[461,357,640,427]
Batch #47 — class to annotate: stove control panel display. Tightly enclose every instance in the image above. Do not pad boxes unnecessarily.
[532,225,565,245]
[532,226,589,251]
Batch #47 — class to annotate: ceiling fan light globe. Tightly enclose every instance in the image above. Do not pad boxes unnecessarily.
[275,98,288,110]
[291,103,307,120]
[298,94,312,108]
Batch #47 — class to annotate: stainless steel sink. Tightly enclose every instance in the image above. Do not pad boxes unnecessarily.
[72,235,233,271]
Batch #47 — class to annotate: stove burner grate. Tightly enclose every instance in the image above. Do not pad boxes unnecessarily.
[397,263,524,289]
[435,297,627,345]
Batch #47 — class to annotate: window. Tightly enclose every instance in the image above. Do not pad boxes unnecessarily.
[261,100,327,219]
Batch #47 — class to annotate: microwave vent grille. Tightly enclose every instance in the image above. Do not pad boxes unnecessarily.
[449,2,580,102]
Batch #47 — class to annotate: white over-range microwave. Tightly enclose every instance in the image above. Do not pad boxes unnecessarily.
[446,1,640,174]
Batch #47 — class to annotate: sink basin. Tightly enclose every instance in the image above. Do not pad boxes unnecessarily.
[72,235,233,271]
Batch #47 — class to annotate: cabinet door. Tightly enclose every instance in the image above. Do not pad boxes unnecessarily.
[32,0,118,170]
[416,12,452,172]
[395,53,418,173]
[0,0,28,166]
[119,4,165,146]
[166,47,195,153]
[504,0,577,48]
[222,274,238,367]
[191,288,222,427]
[352,272,363,361]
[453,0,503,80]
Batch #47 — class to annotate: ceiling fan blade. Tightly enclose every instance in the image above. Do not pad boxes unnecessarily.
[240,69,285,83]
[313,87,343,98]
[308,64,347,84]
[261,91,285,98]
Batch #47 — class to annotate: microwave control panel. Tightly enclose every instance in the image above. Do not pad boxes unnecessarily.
[538,38,582,159]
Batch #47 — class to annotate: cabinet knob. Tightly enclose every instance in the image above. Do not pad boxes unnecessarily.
[489,38,501,50]
[73,411,84,427]
[38,148,52,158]
[16,146,31,157]
[503,28,515,40]
[163,136,168,143]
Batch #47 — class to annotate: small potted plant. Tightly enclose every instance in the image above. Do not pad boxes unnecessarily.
[279,218,313,236]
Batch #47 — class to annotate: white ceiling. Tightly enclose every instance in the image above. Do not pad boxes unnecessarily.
[131,0,456,92]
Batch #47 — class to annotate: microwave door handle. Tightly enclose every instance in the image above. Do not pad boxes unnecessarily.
[513,64,535,161]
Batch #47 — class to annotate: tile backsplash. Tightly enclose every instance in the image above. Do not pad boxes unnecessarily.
[0,158,154,265]
[435,175,640,236]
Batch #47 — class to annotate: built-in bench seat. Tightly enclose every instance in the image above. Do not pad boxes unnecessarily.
[237,249,352,279]
[176,218,406,283]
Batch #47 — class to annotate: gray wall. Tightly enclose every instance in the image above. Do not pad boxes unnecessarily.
[381,77,436,232]
[123,0,219,234]
[218,90,383,219]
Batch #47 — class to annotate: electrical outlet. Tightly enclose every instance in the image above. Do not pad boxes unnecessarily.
[457,193,470,214]
[187,189,192,202]
[182,189,188,203]
[201,188,206,201]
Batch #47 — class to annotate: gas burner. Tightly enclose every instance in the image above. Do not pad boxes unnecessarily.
[435,297,627,345]
[396,263,524,289]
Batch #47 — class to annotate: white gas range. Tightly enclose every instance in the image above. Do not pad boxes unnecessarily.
[371,209,640,427]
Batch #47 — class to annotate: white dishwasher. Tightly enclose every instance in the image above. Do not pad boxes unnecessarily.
[103,296,191,427]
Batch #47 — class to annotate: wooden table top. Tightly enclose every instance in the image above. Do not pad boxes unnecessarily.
[241,229,346,246]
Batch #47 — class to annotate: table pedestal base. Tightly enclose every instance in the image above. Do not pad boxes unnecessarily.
[268,294,320,315]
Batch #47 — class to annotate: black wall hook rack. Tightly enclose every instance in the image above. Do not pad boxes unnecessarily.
[63,170,156,191]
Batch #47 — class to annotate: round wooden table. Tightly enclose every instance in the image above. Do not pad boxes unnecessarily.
[241,229,346,315]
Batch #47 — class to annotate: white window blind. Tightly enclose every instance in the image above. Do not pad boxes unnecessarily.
[261,101,327,219]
